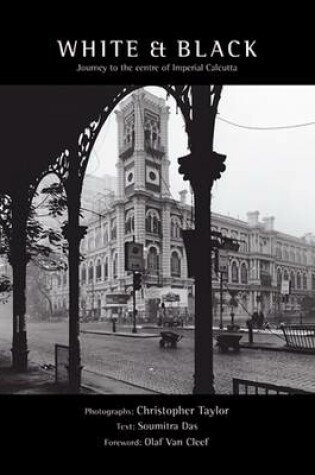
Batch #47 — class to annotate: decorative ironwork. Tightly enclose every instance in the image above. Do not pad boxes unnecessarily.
[233,378,312,395]
[0,194,12,231]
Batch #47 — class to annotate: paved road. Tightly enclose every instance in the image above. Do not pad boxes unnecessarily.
[0,309,314,394]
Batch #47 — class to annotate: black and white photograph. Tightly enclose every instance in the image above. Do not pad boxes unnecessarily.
[0,30,315,451]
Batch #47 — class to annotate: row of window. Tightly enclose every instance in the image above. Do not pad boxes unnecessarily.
[79,249,182,283]
[275,246,314,264]
[83,212,184,252]
[277,269,315,290]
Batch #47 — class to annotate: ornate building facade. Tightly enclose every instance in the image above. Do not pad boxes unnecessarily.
[48,89,315,324]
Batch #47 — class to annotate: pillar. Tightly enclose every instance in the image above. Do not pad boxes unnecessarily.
[64,167,87,392]
[11,187,29,371]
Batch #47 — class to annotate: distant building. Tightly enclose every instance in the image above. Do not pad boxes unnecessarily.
[47,89,315,324]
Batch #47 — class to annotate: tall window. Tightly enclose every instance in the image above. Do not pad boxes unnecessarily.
[303,273,307,290]
[104,257,108,280]
[171,217,182,239]
[144,111,161,150]
[290,271,295,289]
[171,251,181,277]
[240,235,248,252]
[297,272,301,289]
[113,254,118,279]
[81,264,87,284]
[124,111,135,147]
[240,263,247,284]
[125,210,135,234]
[96,259,102,281]
[88,262,94,283]
[276,244,282,259]
[312,273,315,290]
[231,261,239,283]
[277,268,282,289]
[146,209,161,235]
[147,247,159,274]
[111,219,117,241]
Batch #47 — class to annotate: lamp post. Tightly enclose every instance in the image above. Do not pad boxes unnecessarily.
[219,272,224,329]
[178,86,225,394]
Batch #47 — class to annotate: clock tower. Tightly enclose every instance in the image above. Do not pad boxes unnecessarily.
[115,89,170,199]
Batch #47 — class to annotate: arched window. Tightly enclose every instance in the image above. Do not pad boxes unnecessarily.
[113,254,118,279]
[144,113,161,150]
[283,270,289,281]
[231,261,239,283]
[302,252,307,264]
[88,262,94,283]
[297,272,301,289]
[124,111,135,147]
[276,244,282,259]
[240,263,247,284]
[303,273,307,290]
[171,251,181,277]
[277,268,282,289]
[104,257,108,280]
[125,210,135,234]
[103,224,109,245]
[290,271,295,289]
[290,248,295,262]
[96,259,102,281]
[147,247,159,274]
[240,235,247,252]
[312,273,315,290]
[111,219,117,241]
[283,247,289,261]
[146,209,161,235]
[296,250,301,263]
[81,264,87,283]
[171,217,182,239]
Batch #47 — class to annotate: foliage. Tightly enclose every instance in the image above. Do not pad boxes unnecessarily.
[0,181,68,298]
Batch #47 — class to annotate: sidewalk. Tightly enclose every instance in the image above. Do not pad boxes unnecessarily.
[0,350,60,394]
[0,349,158,394]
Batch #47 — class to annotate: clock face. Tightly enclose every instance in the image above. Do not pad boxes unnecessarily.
[149,171,156,182]
[125,168,134,187]
[146,165,160,186]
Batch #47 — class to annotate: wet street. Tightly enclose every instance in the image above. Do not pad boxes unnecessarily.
[0,307,314,394]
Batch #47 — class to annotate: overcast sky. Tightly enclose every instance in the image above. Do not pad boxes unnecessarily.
[87,86,315,238]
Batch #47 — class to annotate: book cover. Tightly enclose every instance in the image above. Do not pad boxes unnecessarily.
[0,26,315,452]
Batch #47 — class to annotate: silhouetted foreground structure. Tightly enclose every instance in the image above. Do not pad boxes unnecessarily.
[0,85,223,393]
